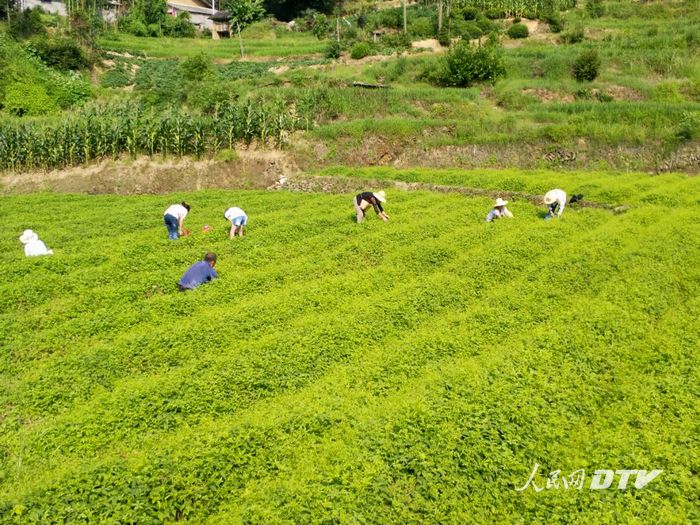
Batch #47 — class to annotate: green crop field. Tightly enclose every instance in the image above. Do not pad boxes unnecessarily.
[1,169,698,523]
[99,30,327,59]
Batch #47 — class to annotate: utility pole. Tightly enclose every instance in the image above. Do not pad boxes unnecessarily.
[437,0,443,32]
[402,0,407,33]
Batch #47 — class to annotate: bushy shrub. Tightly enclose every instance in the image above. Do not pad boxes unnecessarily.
[476,16,496,34]
[8,7,46,40]
[586,0,605,18]
[325,39,342,59]
[410,17,434,38]
[460,21,483,40]
[180,53,213,81]
[559,27,584,44]
[541,12,564,33]
[462,7,479,21]
[572,49,601,82]
[147,23,162,37]
[382,32,412,51]
[507,23,529,39]
[311,13,331,39]
[350,42,371,59]
[119,17,149,37]
[675,112,700,142]
[438,40,505,87]
[33,38,91,71]
[376,7,402,29]
[163,12,197,37]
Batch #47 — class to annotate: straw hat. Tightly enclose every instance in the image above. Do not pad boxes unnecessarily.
[19,229,38,244]
[374,191,387,203]
[544,193,556,205]
[494,198,508,207]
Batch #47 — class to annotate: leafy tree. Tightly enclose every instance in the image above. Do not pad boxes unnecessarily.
[221,0,265,57]
[262,0,342,21]
[163,12,196,37]
[0,0,17,22]
[8,7,46,40]
[32,37,91,70]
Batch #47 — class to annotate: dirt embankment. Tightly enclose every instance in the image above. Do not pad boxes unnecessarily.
[2,139,698,196]
[296,137,700,175]
[0,149,297,195]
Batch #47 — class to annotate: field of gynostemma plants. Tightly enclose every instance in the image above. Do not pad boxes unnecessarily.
[0,169,698,523]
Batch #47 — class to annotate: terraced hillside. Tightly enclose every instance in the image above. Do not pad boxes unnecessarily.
[0,171,698,523]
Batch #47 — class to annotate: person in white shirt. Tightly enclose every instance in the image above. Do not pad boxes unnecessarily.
[224,207,248,239]
[485,197,514,222]
[544,189,567,219]
[19,230,53,256]
[163,202,190,240]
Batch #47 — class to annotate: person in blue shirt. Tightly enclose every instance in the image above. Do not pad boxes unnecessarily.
[178,252,218,291]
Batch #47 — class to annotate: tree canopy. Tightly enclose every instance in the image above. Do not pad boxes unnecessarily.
[262,0,343,21]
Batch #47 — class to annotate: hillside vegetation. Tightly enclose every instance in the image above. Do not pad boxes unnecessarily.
[1,0,699,173]
[1,170,698,522]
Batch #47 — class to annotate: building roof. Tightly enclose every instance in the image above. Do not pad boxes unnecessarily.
[167,0,215,15]
[209,10,231,21]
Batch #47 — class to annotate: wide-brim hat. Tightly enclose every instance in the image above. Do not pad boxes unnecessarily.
[374,191,387,203]
[544,194,556,205]
[19,229,38,244]
[494,198,508,207]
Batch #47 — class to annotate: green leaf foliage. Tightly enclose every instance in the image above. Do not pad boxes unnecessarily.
[507,23,529,39]
[572,48,601,82]
[0,178,698,522]
[439,40,506,87]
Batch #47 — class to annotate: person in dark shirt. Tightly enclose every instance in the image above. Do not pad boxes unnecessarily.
[178,252,218,291]
[354,191,389,223]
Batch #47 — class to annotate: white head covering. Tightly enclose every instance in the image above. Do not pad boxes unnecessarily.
[19,230,39,244]
[374,191,387,203]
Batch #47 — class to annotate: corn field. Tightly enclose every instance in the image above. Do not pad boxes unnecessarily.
[452,0,576,16]
[0,98,306,172]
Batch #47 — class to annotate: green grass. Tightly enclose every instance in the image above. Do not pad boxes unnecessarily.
[0,171,698,522]
[99,30,326,59]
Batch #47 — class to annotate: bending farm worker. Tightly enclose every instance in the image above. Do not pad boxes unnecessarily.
[19,230,54,257]
[354,191,389,223]
[178,252,218,291]
[224,206,248,239]
[163,202,191,240]
[486,197,514,223]
[544,189,567,219]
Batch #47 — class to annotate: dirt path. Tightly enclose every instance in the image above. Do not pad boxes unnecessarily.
[273,174,628,212]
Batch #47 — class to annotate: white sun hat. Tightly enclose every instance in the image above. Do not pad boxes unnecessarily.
[373,191,387,203]
[19,230,38,244]
[494,198,508,207]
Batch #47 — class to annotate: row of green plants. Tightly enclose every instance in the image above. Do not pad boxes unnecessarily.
[0,98,306,171]
[0,186,697,522]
